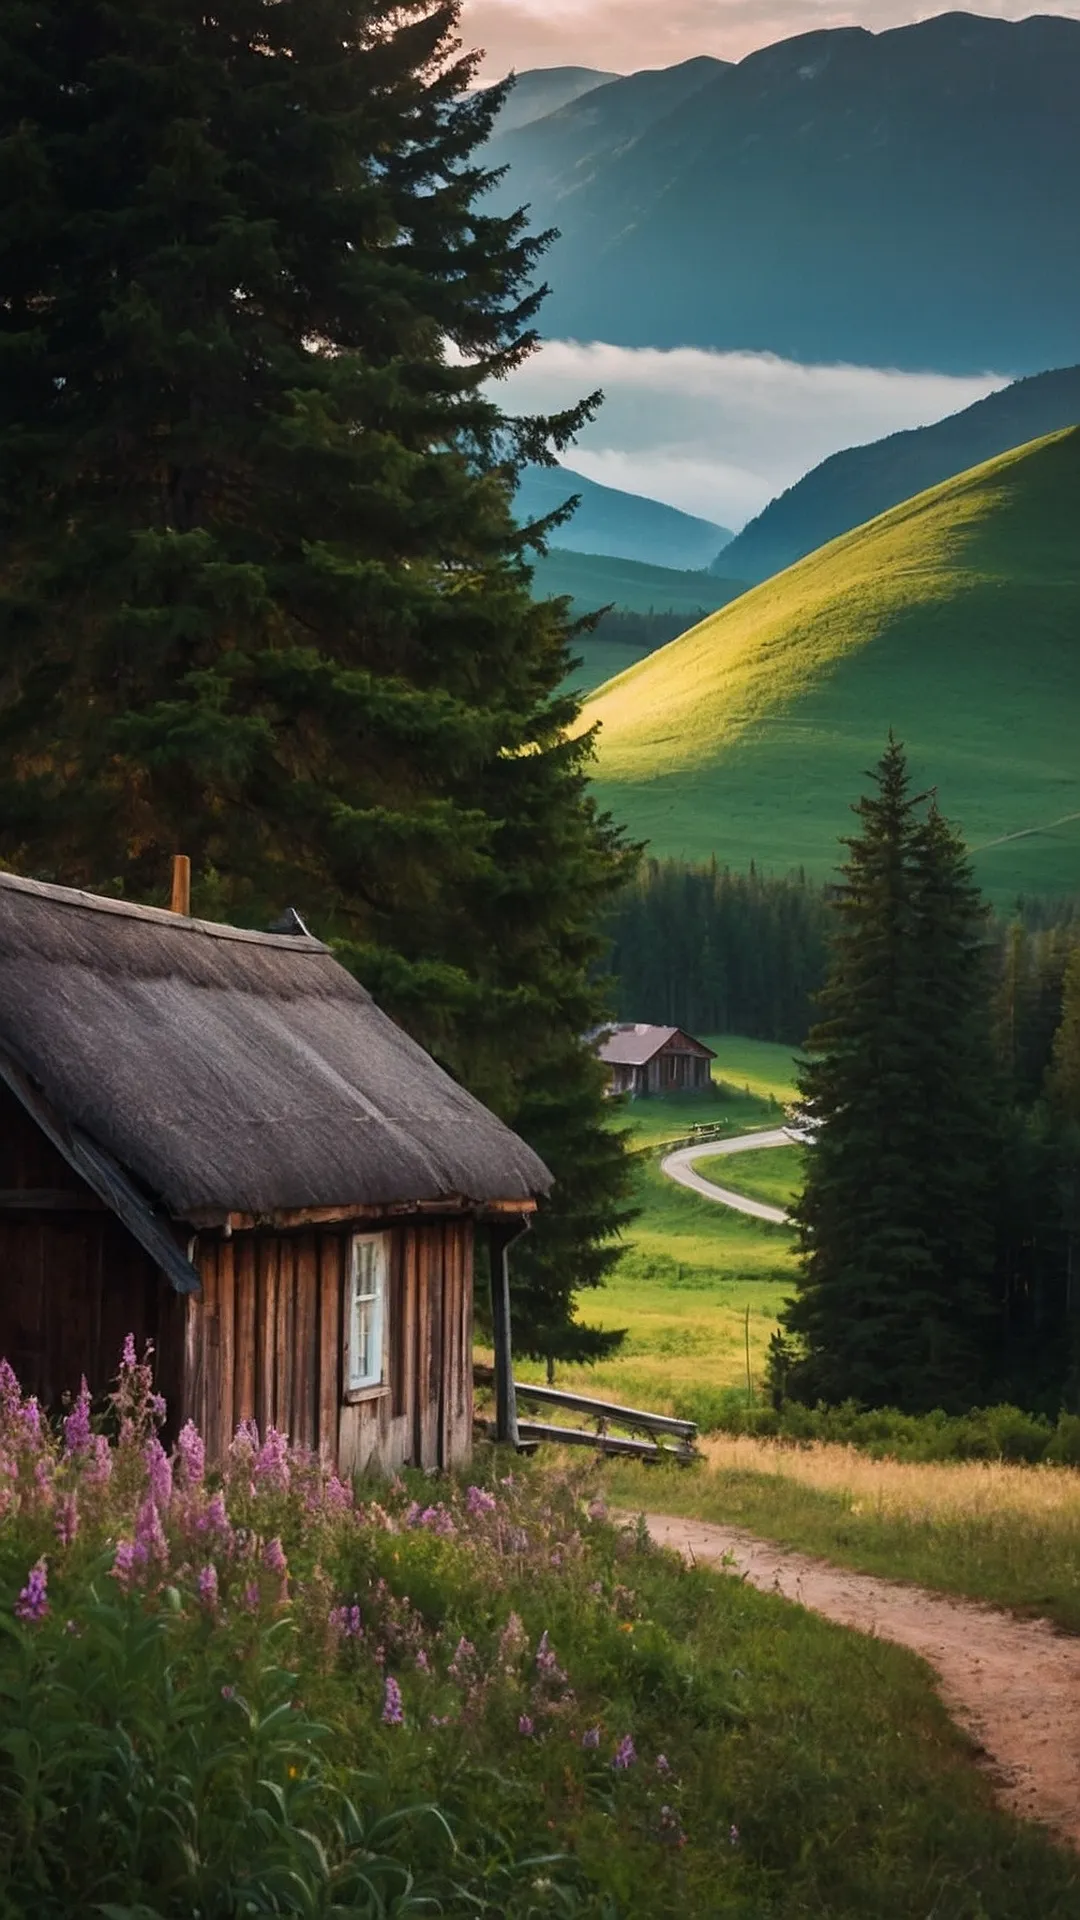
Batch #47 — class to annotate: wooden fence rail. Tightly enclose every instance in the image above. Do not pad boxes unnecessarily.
[474,1366,698,1462]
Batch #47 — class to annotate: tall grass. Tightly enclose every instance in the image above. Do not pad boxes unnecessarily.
[606,1438,1080,1630]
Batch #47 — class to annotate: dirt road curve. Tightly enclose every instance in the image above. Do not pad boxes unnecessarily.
[637,1510,1080,1849]
[660,1128,794,1223]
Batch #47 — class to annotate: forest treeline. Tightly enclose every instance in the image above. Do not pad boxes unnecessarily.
[607,856,1080,1047]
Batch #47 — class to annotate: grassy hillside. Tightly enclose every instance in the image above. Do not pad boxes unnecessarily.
[718,363,1080,583]
[581,429,1080,900]
[533,547,743,616]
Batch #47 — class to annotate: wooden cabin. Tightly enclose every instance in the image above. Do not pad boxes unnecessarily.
[0,872,549,1472]
[596,1024,716,1098]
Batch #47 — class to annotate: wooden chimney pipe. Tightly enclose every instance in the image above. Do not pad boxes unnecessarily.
[170,854,191,917]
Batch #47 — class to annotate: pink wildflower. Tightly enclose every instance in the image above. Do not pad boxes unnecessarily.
[582,1726,601,1750]
[17,1399,41,1448]
[133,1496,168,1567]
[0,1358,20,1422]
[466,1484,496,1517]
[330,1604,363,1638]
[322,1474,352,1512]
[144,1437,173,1509]
[262,1536,287,1574]
[656,1753,671,1775]
[414,1648,430,1672]
[85,1433,112,1487]
[253,1428,290,1493]
[535,1630,567,1683]
[448,1635,477,1682]
[612,1735,636,1771]
[197,1564,219,1610]
[382,1675,404,1725]
[54,1491,80,1547]
[111,1539,138,1588]
[63,1378,93,1456]
[729,1825,740,1848]
[175,1421,205,1487]
[518,1714,534,1736]
[121,1333,137,1371]
[15,1557,49,1623]
[587,1496,607,1521]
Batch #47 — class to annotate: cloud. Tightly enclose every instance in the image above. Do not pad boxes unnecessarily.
[497,341,1007,527]
[462,0,1080,78]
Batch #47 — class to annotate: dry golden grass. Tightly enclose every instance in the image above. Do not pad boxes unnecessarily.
[699,1433,1080,1526]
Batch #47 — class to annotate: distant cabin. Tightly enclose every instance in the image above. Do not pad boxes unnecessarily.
[596,1024,716,1097]
[0,873,549,1473]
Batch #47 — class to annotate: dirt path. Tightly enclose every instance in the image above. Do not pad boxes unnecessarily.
[636,1510,1080,1849]
[660,1127,795,1222]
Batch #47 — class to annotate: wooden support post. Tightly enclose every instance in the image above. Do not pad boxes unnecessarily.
[170,855,191,917]
[488,1219,526,1448]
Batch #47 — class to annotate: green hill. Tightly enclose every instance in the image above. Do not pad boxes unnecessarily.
[580,429,1080,900]
[531,549,748,696]
[717,364,1080,583]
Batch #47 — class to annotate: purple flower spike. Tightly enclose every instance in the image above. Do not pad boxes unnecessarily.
[262,1536,287,1574]
[111,1539,138,1588]
[54,1492,80,1548]
[466,1484,496,1517]
[63,1378,93,1456]
[15,1557,49,1623]
[382,1675,404,1725]
[121,1333,137,1372]
[612,1735,636,1771]
[175,1421,205,1487]
[197,1564,218,1609]
[145,1437,173,1509]
[518,1714,534,1736]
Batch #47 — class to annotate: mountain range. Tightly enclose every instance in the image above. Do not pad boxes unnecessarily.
[580,429,1080,902]
[717,363,1080,582]
[484,14,1080,374]
[484,66,619,136]
[515,463,731,570]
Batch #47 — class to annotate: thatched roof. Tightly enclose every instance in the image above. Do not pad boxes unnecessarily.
[0,873,551,1222]
[597,1024,716,1068]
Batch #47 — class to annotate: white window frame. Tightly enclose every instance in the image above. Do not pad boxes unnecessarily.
[345,1232,389,1397]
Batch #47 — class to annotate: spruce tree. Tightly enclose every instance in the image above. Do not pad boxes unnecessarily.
[0,0,635,1357]
[780,740,999,1411]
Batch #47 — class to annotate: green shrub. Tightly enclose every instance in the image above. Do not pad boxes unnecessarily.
[673,1388,1079,1466]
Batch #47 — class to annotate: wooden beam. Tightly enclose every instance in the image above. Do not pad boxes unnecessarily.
[183,1198,537,1232]
[170,854,191,917]
[0,1188,105,1211]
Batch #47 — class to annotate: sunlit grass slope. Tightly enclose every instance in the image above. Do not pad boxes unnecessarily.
[581,429,1080,899]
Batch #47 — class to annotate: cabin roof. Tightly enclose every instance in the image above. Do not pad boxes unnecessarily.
[596,1024,717,1067]
[0,872,551,1221]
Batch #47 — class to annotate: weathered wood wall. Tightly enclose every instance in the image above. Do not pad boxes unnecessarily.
[184,1218,475,1475]
[0,1083,185,1417]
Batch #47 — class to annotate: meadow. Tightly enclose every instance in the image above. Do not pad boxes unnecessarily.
[580,429,1080,901]
[513,1038,799,1409]
[2,1345,1078,1917]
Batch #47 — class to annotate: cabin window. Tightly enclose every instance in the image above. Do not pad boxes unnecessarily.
[346,1233,388,1393]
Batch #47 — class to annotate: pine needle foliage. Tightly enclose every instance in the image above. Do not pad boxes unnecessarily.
[0,0,636,1359]
[781,739,1001,1412]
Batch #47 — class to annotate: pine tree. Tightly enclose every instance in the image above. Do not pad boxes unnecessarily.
[780,740,999,1412]
[0,0,635,1358]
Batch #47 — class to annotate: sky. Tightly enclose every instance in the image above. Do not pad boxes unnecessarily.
[463,0,1080,78]
[499,343,1006,528]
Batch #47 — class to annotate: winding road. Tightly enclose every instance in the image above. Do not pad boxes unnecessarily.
[661,1126,797,1223]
